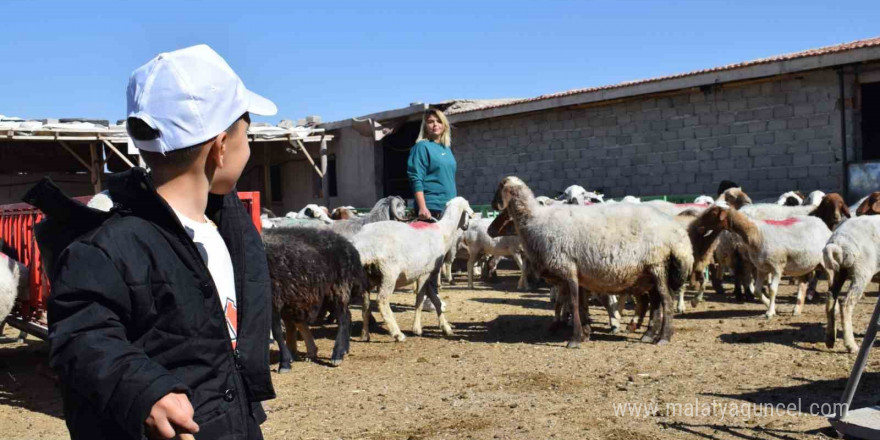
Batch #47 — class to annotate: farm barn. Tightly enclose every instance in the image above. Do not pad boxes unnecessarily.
[3,37,880,440]
[298,37,880,210]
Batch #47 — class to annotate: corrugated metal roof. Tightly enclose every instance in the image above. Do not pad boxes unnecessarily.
[446,36,880,116]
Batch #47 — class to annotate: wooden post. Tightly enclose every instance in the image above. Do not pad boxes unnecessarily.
[89,142,102,193]
[263,143,272,208]
[102,139,135,168]
[320,136,329,208]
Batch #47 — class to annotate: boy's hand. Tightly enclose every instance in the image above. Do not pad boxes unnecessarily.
[145,392,199,440]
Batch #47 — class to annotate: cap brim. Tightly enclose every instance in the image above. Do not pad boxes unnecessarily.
[246,89,278,116]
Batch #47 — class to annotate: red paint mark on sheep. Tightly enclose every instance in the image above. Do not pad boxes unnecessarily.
[409,221,438,230]
[763,218,799,226]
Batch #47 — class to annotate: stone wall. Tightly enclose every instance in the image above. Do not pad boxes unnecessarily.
[453,69,845,204]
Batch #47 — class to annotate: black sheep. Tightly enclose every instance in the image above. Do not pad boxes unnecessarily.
[263,227,368,369]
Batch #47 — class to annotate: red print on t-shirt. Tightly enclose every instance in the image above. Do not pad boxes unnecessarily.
[225,298,238,349]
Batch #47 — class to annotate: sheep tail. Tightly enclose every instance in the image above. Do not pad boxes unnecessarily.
[823,243,843,273]
[666,252,689,294]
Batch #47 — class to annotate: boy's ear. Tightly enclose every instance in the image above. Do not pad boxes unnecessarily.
[210,132,228,168]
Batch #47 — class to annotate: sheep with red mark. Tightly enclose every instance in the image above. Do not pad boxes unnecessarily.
[699,206,831,318]
[352,197,474,342]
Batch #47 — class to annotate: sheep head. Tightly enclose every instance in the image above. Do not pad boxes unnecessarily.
[716,187,752,209]
[807,190,826,207]
[445,197,475,231]
[696,206,731,235]
[809,193,850,230]
[487,209,516,237]
[856,191,880,216]
[330,206,357,220]
[491,176,529,211]
[776,190,805,206]
[388,196,409,221]
[535,196,557,206]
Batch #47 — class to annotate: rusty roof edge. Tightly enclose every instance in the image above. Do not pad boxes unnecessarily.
[447,38,880,124]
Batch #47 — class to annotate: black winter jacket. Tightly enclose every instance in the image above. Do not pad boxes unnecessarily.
[32,168,275,440]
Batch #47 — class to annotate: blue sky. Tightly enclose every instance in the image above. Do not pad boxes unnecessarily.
[1,0,878,124]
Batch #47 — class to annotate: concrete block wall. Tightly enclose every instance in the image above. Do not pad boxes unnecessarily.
[453,69,844,204]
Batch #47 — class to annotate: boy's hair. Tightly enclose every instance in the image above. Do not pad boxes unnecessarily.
[129,113,250,172]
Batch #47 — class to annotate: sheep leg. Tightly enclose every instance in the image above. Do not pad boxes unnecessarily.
[842,276,870,353]
[377,277,405,342]
[330,303,351,367]
[633,293,650,332]
[412,274,430,337]
[764,272,782,319]
[272,311,293,373]
[753,270,768,309]
[690,269,708,308]
[793,276,809,316]
[361,288,372,342]
[578,287,592,339]
[467,251,477,290]
[641,287,662,343]
[486,256,500,281]
[675,281,687,314]
[597,294,621,334]
[283,317,299,361]
[550,286,566,333]
[655,279,675,345]
[709,264,726,296]
[425,268,454,337]
[566,275,585,349]
[295,322,318,360]
[512,253,530,291]
[825,274,844,348]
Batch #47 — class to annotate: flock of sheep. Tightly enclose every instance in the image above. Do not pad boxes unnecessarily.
[250,176,880,371]
[1,178,878,373]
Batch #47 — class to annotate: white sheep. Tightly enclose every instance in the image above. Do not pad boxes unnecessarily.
[0,253,28,336]
[291,204,333,224]
[352,197,474,342]
[621,195,642,203]
[86,191,114,212]
[561,185,604,205]
[700,206,831,318]
[489,177,693,347]
[462,217,528,290]
[693,195,715,205]
[823,215,880,352]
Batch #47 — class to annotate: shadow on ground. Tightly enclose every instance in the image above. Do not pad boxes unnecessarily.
[718,322,828,352]
[0,338,62,420]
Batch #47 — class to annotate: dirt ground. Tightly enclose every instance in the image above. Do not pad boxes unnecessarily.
[1,270,879,440]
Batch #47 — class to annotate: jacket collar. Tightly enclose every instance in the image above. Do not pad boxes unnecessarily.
[108,167,196,235]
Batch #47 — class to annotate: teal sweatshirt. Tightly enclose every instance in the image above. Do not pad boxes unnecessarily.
[407,140,457,212]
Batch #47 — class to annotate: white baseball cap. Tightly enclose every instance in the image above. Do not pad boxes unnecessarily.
[126,44,277,154]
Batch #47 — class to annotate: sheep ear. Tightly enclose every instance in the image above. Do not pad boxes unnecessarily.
[488,210,513,237]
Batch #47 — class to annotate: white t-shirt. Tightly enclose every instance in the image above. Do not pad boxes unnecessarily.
[174,209,239,349]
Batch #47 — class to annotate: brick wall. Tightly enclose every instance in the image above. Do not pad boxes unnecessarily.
[453,69,844,204]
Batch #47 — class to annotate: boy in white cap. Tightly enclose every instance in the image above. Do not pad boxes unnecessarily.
[44,45,277,440]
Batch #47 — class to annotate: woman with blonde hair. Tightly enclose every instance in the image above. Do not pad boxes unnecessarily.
[407,108,457,220]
